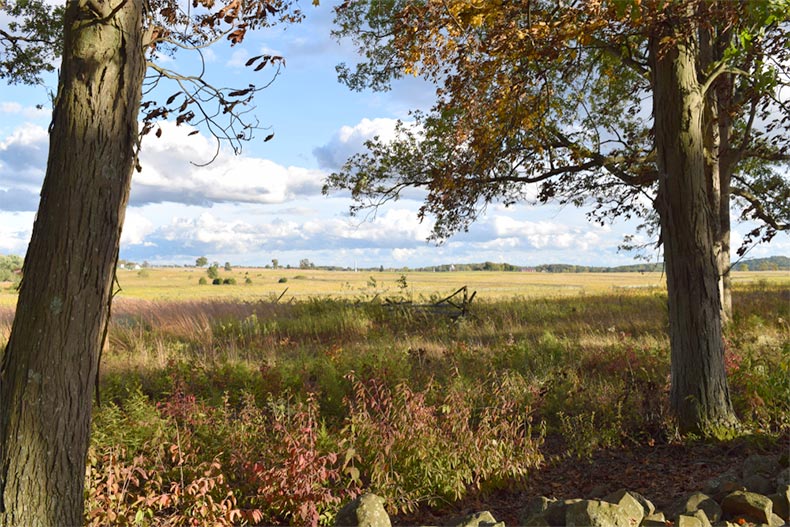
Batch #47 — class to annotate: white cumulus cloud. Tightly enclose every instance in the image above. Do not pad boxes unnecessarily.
[132,121,325,207]
[313,117,403,170]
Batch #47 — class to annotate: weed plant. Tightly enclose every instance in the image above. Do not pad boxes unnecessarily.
[4,282,788,525]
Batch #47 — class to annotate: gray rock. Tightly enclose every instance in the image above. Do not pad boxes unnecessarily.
[522,513,552,526]
[677,513,704,527]
[448,511,502,527]
[520,496,556,523]
[743,473,775,495]
[645,512,666,522]
[565,500,633,527]
[602,489,646,525]
[334,493,391,527]
[588,485,608,498]
[692,509,713,527]
[671,492,722,523]
[769,484,790,521]
[743,454,781,480]
[720,490,774,525]
[777,468,790,487]
[705,466,743,495]
[544,498,582,526]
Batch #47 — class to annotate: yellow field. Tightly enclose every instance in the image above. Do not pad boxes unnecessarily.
[1,267,787,307]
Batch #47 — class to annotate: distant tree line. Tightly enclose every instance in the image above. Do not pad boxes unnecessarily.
[0,254,23,282]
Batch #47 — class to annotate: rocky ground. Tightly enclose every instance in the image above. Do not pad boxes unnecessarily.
[338,433,789,526]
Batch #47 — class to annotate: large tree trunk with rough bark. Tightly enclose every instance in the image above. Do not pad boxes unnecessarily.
[0,0,145,524]
[650,21,737,436]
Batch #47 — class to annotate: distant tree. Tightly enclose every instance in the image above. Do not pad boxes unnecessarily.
[328,0,790,435]
[271,258,279,269]
[0,254,24,282]
[196,256,208,267]
[207,264,220,280]
[141,261,150,268]
[299,258,313,269]
[224,261,232,272]
[736,263,749,272]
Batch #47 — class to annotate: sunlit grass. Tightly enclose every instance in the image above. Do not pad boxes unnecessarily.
[2,268,787,307]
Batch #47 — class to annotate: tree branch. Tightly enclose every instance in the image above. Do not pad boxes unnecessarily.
[731,185,789,231]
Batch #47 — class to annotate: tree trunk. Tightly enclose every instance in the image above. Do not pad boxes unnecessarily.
[0,0,145,524]
[700,20,733,326]
[650,21,737,436]
[715,71,734,325]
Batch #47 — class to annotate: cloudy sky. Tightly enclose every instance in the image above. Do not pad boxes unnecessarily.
[0,2,787,269]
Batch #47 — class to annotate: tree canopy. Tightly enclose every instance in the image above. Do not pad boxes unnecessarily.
[327,0,789,251]
[1,0,301,157]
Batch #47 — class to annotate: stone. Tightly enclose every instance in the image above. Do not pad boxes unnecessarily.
[642,521,670,527]
[671,492,722,523]
[520,496,556,523]
[777,468,790,487]
[676,510,714,527]
[743,454,780,480]
[768,484,790,521]
[720,490,774,525]
[706,467,744,496]
[565,500,633,527]
[448,511,503,527]
[588,485,608,498]
[676,513,704,527]
[544,499,582,526]
[334,493,391,527]
[743,473,775,495]
[522,513,552,526]
[768,512,785,527]
[645,512,666,522]
[602,489,646,525]
[692,509,713,527]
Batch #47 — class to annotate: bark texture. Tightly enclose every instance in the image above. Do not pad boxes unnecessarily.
[651,20,737,435]
[0,0,145,524]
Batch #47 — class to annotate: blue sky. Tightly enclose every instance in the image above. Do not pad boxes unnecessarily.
[0,1,787,269]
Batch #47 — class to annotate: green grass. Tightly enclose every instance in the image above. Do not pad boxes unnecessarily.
[1,271,788,526]
[3,267,788,308]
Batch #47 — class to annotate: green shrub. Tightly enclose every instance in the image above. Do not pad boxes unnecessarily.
[223,278,237,285]
[198,277,208,285]
[278,277,288,283]
[212,278,222,285]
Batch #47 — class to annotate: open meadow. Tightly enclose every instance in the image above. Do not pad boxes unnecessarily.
[3,267,788,307]
[0,269,788,525]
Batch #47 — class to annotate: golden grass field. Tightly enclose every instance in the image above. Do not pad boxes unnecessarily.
[1,267,788,308]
